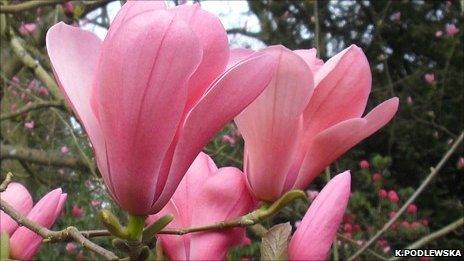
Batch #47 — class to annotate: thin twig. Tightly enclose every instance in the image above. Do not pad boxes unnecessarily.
[0,172,13,192]
[338,233,389,261]
[389,218,464,261]
[348,131,464,260]
[0,0,62,13]
[0,198,118,260]
[0,101,64,121]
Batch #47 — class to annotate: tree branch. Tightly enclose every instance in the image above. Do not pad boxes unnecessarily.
[0,198,118,260]
[0,0,62,14]
[1,143,91,170]
[0,101,65,121]
[226,28,261,38]
[348,131,464,260]
[389,218,464,260]
[0,172,13,192]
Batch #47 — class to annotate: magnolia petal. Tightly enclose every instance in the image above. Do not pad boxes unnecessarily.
[293,48,324,74]
[94,10,202,214]
[0,183,33,235]
[9,189,66,260]
[295,98,399,189]
[173,4,229,110]
[235,45,314,201]
[289,171,351,260]
[45,23,114,199]
[227,48,255,69]
[151,52,278,212]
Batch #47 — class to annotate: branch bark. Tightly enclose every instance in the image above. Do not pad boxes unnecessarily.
[0,0,62,14]
[0,198,118,260]
[1,143,91,170]
[0,101,64,121]
[348,131,464,260]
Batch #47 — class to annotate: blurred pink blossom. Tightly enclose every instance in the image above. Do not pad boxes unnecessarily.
[435,30,443,38]
[372,172,382,182]
[388,211,397,218]
[457,157,464,169]
[407,96,413,105]
[19,23,37,35]
[221,134,236,145]
[306,189,319,201]
[38,86,49,96]
[407,203,418,214]
[24,121,34,129]
[388,190,399,203]
[91,200,102,207]
[378,189,388,199]
[61,146,70,154]
[62,1,75,14]
[446,24,459,36]
[424,73,435,84]
[359,160,370,169]
[66,242,77,252]
[390,11,401,22]
[71,205,84,218]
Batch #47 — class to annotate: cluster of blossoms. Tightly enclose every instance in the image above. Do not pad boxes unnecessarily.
[1,1,398,259]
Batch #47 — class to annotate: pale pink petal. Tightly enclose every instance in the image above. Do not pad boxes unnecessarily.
[46,23,113,199]
[151,51,278,212]
[293,48,324,74]
[289,171,351,260]
[172,4,229,111]
[9,189,66,260]
[294,98,399,189]
[302,45,371,143]
[94,10,202,214]
[0,183,33,235]
[235,45,314,201]
[227,48,255,69]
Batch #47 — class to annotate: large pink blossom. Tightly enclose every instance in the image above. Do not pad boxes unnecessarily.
[148,152,254,260]
[46,1,276,214]
[0,183,66,260]
[289,171,351,260]
[234,45,399,201]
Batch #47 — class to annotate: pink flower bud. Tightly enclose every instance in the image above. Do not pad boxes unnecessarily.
[372,172,382,182]
[91,200,102,207]
[71,205,84,218]
[378,189,388,199]
[19,23,37,35]
[457,157,464,170]
[344,223,353,233]
[61,146,70,154]
[424,73,435,84]
[24,121,34,129]
[421,219,429,226]
[306,189,319,201]
[359,160,370,169]
[388,190,399,203]
[221,134,236,145]
[66,242,77,252]
[407,204,418,214]
[38,86,49,96]
[388,211,397,219]
[446,24,460,36]
[62,1,75,15]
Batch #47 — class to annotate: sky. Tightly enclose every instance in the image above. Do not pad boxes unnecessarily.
[82,0,266,49]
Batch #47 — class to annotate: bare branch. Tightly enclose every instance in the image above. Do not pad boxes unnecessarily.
[1,143,91,170]
[0,172,13,192]
[0,101,65,121]
[0,0,62,14]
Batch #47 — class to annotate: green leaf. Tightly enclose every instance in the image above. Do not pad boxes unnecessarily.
[1,232,10,259]
[260,222,292,261]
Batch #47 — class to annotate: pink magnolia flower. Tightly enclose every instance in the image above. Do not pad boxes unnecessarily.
[372,172,382,182]
[306,189,319,201]
[60,145,69,154]
[66,242,77,253]
[1,183,66,260]
[378,189,388,199]
[19,23,37,35]
[24,121,34,129]
[446,24,459,36]
[424,73,435,84]
[288,171,351,260]
[388,190,399,203]
[359,160,370,169]
[148,152,254,260]
[407,204,418,214]
[457,157,464,170]
[71,205,84,218]
[46,1,277,215]
[234,45,398,201]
